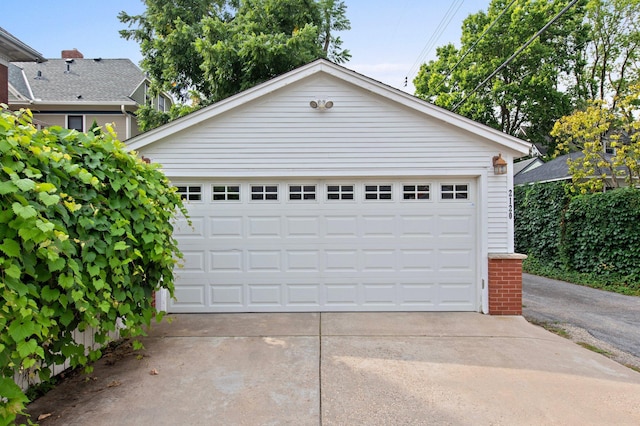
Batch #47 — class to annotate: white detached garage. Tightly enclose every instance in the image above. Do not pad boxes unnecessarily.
[126,59,530,315]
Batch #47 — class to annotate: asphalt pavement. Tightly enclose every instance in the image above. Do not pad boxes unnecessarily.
[522,273,640,366]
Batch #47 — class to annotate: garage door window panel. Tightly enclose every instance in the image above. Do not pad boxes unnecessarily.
[177,185,202,201]
[403,184,430,200]
[289,185,316,201]
[365,185,393,200]
[327,185,354,200]
[251,185,279,201]
[213,185,240,201]
[441,184,469,200]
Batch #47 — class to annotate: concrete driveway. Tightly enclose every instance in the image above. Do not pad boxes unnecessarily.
[23,313,640,425]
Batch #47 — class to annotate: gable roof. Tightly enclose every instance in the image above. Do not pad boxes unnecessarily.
[514,152,617,185]
[0,27,46,62]
[127,59,531,154]
[9,58,147,104]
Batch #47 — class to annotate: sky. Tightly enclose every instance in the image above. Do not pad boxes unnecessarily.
[2,0,490,94]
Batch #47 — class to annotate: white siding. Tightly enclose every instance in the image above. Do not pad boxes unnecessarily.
[139,75,496,177]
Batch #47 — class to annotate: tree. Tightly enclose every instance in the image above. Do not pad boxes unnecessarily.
[119,0,351,130]
[552,84,640,193]
[579,0,640,104]
[414,0,590,151]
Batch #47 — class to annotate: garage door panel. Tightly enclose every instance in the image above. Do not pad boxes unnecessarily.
[210,285,244,307]
[285,216,320,237]
[171,179,479,312]
[399,215,436,236]
[286,250,321,271]
[211,217,242,237]
[210,250,242,271]
[247,250,281,270]
[325,216,358,236]
[181,251,206,271]
[325,250,358,271]
[175,216,205,238]
[362,215,396,236]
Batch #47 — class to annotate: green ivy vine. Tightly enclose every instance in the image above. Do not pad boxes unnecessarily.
[0,108,186,424]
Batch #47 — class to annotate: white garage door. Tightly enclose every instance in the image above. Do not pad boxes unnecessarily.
[170,179,478,312]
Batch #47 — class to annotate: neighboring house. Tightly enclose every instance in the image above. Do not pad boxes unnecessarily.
[514,152,617,187]
[0,27,45,105]
[514,157,544,177]
[127,59,530,315]
[8,49,172,139]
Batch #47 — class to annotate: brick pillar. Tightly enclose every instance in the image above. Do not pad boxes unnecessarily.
[0,64,8,105]
[488,253,527,315]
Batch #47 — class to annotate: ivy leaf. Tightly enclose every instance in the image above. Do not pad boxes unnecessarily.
[0,180,18,195]
[12,202,37,219]
[8,320,36,342]
[5,263,21,279]
[0,238,21,257]
[42,286,61,302]
[17,338,39,358]
[36,219,56,233]
[114,241,129,251]
[13,178,36,191]
[38,192,61,207]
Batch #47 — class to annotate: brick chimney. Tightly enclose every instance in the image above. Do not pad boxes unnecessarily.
[61,49,84,59]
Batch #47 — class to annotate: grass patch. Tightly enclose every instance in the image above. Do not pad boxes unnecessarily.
[576,342,611,356]
[523,256,640,297]
[528,320,570,338]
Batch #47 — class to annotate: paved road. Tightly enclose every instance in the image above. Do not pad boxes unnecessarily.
[522,273,640,362]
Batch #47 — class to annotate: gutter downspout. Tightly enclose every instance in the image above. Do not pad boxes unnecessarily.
[121,104,130,140]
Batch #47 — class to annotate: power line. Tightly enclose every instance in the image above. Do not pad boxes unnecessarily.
[405,0,464,86]
[433,0,518,92]
[451,0,581,112]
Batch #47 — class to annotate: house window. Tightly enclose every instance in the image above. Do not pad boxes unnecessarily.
[176,185,202,201]
[68,115,83,132]
[213,185,240,201]
[289,185,316,200]
[403,184,430,200]
[251,185,278,201]
[365,184,392,200]
[158,95,166,112]
[441,184,468,200]
[327,185,354,200]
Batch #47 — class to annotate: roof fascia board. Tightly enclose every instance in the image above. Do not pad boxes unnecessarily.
[0,30,46,62]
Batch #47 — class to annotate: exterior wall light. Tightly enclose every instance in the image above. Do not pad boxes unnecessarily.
[493,153,508,175]
[309,100,333,110]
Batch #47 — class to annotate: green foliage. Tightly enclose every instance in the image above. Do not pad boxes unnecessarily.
[562,187,640,277]
[516,182,640,292]
[0,109,185,423]
[552,85,640,194]
[413,0,589,150]
[120,0,351,111]
[514,181,570,266]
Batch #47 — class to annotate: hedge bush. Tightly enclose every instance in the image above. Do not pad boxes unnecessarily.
[515,181,640,286]
[514,181,570,266]
[0,108,185,423]
[563,187,640,277]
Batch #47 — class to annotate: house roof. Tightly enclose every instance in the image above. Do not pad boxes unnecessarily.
[9,58,147,104]
[0,27,46,62]
[514,152,618,185]
[127,59,532,155]
[513,157,544,176]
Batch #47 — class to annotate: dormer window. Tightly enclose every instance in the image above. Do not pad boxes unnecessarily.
[158,95,166,112]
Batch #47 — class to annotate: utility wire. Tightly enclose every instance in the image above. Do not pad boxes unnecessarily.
[433,0,518,92]
[405,0,464,86]
[451,0,580,112]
